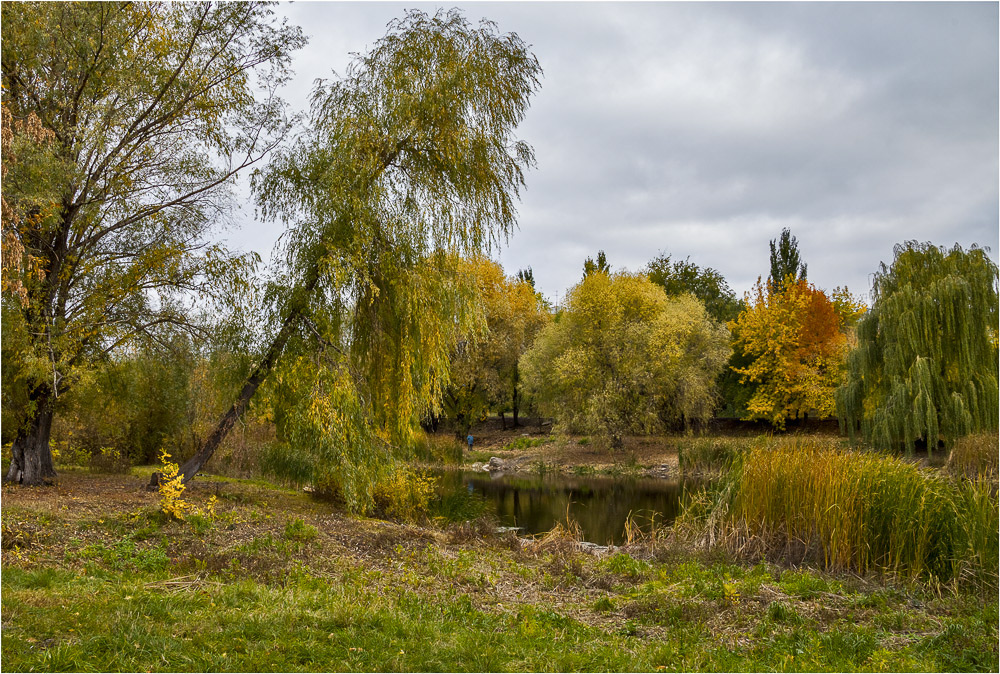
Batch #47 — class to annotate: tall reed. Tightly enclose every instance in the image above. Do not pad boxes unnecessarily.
[719,439,997,586]
[946,432,999,480]
[677,437,752,475]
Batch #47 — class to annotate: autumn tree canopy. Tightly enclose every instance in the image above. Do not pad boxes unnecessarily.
[521,272,730,449]
[837,242,998,452]
[443,258,551,434]
[731,277,865,428]
[1,1,305,485]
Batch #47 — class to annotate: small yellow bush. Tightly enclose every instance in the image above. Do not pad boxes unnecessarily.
[157,449,191,520]
[371,467,438,523]
[157,450,220,526]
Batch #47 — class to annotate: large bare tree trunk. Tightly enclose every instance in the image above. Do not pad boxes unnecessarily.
[4,391,58,486]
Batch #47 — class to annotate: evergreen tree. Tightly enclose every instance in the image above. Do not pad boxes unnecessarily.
[516,267,535,289]
[769,228,807,291]
[837,242,998,453]
[583,250,610,277]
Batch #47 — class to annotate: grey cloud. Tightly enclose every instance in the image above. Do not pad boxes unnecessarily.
[233,2,997,305]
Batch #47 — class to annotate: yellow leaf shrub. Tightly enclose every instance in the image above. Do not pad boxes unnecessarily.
[370,467,438,523]
[157,449,217,522]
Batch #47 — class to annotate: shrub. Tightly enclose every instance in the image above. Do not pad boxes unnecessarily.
[370,467,438,523]
[89,446,131,474]
[157,450,192,520]
[284,518,319,543]
[156,449,217,525]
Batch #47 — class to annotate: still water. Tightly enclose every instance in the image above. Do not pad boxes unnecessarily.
[435,470,702,545]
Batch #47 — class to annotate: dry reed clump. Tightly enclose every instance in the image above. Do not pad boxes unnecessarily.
[692,440,998,588]
[946,433,998,480]
[444,516,504,545]
[529,519,584,553]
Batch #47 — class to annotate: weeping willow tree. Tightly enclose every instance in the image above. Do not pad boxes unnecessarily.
[837,242,998,453]
[158,10,541,509]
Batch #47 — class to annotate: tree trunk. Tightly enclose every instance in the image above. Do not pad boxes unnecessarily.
[511,368,521,428]
[147,303,304,489]
[3,393,58,486]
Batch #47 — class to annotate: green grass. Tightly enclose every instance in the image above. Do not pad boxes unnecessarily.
[2,469,997,672]
[5,553,996,672]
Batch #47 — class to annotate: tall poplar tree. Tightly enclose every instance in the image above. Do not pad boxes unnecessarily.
[769,228,807,291]
[164,10,542,498]
[1,2,304,485]
[837,242,998,453]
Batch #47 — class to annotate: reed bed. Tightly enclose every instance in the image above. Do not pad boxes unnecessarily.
[946,432,999,480]
[708,439,997,587]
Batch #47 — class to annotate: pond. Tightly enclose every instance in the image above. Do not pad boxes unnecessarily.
[434,470,704,545]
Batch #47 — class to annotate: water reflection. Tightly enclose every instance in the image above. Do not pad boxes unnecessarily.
[435,470,701,545]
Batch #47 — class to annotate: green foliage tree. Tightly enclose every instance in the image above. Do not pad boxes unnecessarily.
[769,228,807,291]
[167,10,541,507]
[837,242,998,453]
[516,267,535,289]
[646,252,742,323]
[1,1,304,485]
[52,337,196,466]
[520,272,730,449]
[583,250,610,277]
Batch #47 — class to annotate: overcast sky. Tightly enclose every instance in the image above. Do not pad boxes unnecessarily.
[229,1,999,306]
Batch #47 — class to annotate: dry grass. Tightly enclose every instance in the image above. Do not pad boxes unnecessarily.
[946,432,999,480]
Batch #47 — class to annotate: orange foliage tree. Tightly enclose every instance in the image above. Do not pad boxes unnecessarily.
[731,278,865,427]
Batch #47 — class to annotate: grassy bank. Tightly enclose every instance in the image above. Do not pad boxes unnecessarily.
[2,469,997,672]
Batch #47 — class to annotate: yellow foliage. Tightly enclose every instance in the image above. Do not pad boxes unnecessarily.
[445,256,551,422]
[521,272,730,444]
[157,449,218,523]
[371,467,438,523]
[732,278,861,427]
[157,449,191,521]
